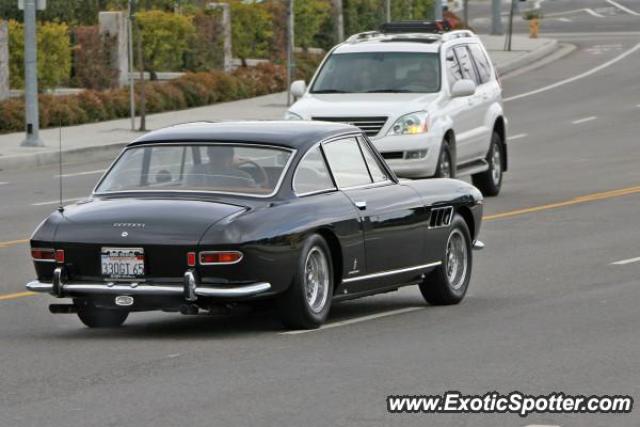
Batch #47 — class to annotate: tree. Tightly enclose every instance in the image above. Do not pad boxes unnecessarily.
[135,10,195,79]
[229,0,273,66]
[294,0,332,50]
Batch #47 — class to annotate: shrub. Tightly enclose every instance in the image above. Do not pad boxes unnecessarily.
[72,26,118,90]
[0,54,323,134]
[185,10,225,72]
[295,0,332,50]
[344,0,435,36]
[8,20,72,90]
[229,1,274,66]
[135,10,195,79]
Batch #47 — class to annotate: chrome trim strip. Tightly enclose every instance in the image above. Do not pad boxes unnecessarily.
[26,279,272,298]
[198,250,244,266]
[341,261,442,284]
[92,142,297,199]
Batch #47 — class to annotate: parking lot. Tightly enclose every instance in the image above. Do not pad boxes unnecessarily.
[1,3,640,427]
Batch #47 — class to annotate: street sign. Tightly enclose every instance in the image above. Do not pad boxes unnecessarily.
[18,0,46,11]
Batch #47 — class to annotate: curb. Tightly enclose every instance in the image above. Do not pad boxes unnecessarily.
[494,38,559,75]
[0,142,126,172]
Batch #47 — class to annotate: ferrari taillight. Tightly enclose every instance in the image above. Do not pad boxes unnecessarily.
[31,248,55,262]
[199,251,243,265]
[55,249,65,264]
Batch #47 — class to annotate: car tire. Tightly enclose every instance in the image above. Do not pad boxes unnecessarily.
[277,234,334,330]
[419,214,472,305]
[434,141,454,178]
[472,131,504,196]
[75,300,129,328]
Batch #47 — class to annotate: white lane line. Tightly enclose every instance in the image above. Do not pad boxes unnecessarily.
[32,197,85,206]
[505,43,640,102]
[606,0,640,16]
[56,169,105,178]
[611,256,640,266]
[281,307,424,335]
[510,133,528,141]
[0,182,8,186]
[636,104,640,108]
[555,17,572,22]
[584,8,606,18]
[571,116,597,124]
[524,425,561,427]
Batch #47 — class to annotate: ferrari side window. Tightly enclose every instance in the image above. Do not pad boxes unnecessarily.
[293,146,335,195]
[358,137,388,183]
[323,138,373,188]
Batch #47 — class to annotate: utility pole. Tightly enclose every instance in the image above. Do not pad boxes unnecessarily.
[134,15,146,131]
[21,0,44,147]
[505,0,515,51]
[385,0,391,22]
[127,0,135,131]
[334,0,344,42]
[491,0,504,35]
[463,0,469,27]
[433,0,443,20]
[286,0,294,106]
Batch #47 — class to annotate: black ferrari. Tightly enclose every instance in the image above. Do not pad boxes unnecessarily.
[27,121,484,329]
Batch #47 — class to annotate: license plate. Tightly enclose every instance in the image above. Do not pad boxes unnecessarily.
[101,247,145,279]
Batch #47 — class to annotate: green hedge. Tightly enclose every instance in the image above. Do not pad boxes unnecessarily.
[8,20,72,90]
[0,54,322,134]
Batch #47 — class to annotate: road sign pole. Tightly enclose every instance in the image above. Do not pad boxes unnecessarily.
[21,0,44,147]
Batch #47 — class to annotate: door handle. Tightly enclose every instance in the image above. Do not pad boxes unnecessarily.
[355,201,367,210]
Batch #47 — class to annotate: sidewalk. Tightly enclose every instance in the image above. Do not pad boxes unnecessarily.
[0,34,557,172]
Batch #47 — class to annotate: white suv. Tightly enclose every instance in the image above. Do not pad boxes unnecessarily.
[285,22,507,196]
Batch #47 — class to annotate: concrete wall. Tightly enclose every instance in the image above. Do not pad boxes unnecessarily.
[98,12,129,87]
[0,21,9,101]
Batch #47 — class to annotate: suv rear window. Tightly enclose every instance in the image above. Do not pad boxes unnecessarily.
[311,52,440,94]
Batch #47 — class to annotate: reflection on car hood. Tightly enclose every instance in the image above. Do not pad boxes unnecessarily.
[54,197,246,245]
[291,93,440,119]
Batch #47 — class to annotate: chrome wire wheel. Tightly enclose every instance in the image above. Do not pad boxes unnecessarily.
[446,229,468,290]
[491,144,502,186]
[304,247,330,314]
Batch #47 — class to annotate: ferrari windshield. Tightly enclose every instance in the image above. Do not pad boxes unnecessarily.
[95,144,293,196]
[311,51,440,94]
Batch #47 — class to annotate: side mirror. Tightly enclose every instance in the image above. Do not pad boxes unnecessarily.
[291,80,307,99]
[451,79,477,98]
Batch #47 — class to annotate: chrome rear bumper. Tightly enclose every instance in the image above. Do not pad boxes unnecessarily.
[26,268,271,300]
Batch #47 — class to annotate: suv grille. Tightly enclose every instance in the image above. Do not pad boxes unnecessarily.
[312,116,388,137]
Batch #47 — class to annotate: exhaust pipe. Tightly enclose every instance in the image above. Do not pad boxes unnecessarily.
[49,304,78,314]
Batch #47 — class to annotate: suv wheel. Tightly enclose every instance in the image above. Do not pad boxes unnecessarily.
[434,142,454,178]
[472,132,503,196]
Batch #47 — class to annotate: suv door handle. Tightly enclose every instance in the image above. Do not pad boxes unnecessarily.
[355,201,367,210]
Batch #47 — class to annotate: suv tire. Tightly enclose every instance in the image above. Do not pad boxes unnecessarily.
[472,131,503,196]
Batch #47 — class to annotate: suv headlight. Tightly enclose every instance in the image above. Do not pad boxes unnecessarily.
[387,112,429,136]
[284,111,303,120]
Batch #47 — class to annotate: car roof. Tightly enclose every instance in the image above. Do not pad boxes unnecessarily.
[128,121,361,151]
[334,30,479,54]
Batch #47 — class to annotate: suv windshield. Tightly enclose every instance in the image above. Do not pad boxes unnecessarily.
[311,52,440,94]
[95,144,293,197]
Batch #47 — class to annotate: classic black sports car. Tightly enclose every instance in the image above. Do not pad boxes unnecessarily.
[27,121,484,329]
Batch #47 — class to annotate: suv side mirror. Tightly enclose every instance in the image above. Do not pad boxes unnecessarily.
[451,79,477,98]
[291,80,307,98]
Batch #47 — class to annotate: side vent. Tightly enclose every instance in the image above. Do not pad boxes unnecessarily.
[429,206,454,228]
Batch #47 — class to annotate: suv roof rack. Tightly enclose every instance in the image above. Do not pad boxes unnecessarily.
[380,20,452,34]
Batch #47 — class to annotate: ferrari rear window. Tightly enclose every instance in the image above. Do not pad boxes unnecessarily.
[95,143,293,197]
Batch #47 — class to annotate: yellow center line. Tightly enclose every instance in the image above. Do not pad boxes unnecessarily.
[484,185,640,221]
[0,291,36,301]
[1,185,640,302]
[0,238,29,249]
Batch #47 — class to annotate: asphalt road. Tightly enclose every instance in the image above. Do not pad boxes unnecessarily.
[2,4,640,426]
